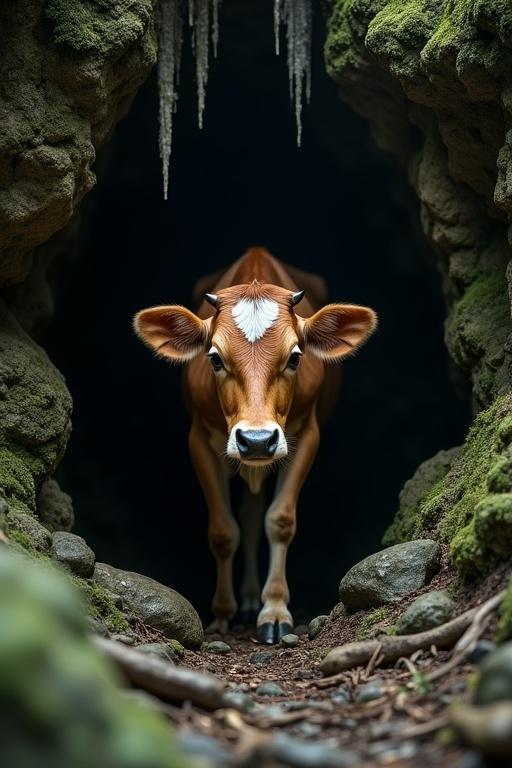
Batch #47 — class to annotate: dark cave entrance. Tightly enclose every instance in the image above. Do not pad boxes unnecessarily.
[44,1,470,620]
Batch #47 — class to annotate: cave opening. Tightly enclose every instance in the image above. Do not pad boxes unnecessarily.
[44,1,470,621]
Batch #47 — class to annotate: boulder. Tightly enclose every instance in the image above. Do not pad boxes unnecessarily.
[94,563,203,649]
[339,540,441,609]
[51,531,95,578]
[37,479,74,532]
[395,591,453,635]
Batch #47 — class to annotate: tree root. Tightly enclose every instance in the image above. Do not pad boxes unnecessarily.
[92,635,229,710]
[319,590,505,678]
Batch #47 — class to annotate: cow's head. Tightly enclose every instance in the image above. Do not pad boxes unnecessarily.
[135,282,376,466]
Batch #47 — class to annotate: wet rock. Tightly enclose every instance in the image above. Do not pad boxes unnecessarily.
[281,633,299,647]
[469,640,497,664]
[339,540,441,609]
[266,732,360,767]
[308,615,328,639]
[136,643,177,663]
[331,687,351,704]
[396,590,453,635]
[8,511,52,553]
[249,650,274,666]
[356,680,384,703]
[37,478,74,532]
[51,531,95,578]
[475,642,512,704]
[203,640,231,654]
[256,683,285,699]
[450,702,512,759]
[93,562,203,648]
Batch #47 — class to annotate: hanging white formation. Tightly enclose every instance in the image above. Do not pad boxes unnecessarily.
[156,0,313,198]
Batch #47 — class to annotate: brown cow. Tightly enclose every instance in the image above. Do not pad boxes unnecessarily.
[135,247,376,644]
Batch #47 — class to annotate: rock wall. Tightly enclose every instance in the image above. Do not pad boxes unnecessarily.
[325,0,512,575]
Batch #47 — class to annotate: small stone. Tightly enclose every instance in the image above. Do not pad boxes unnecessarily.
[292,668,315,680]
[136,642,176,663]
[222,691,254,711]
[339,540,441,609]
[203,640,231,654]
[296,721,322,737]
[249,650,274,666]
[468,640,497,664]
[51,531,95,577]
[180,732,231,765]
[356,681,384,703]
[330,602,346,620]
[267,733,360,767]
[281,633,299,647]
[331,687,350,704]
[308,615,328,639]
[395,590,454,635]
[475,642,512,704]
[256,682,284,697]
[295,624,309,636]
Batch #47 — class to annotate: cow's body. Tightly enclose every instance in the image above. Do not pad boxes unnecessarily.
[135,247,376,643]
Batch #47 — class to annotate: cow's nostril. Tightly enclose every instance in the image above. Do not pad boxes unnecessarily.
[235,429,250,455]
[267,429,279,454]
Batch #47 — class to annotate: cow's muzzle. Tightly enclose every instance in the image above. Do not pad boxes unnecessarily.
[235,428,279,460]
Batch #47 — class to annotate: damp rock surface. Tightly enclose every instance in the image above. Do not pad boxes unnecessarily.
[93,562,203,648]
[51,531,95,578]
[339,540,441,609]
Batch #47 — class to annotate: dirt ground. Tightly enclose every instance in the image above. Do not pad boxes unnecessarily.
[165,557,511,767]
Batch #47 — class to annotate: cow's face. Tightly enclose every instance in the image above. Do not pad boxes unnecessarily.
[135,282,376,466]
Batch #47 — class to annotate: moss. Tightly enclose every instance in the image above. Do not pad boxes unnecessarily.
[357,607,389,640]
[8,528,37,554]
[168,639,185,658]
[383,468,452,545]
[74,578,129,634]
[46,0,155,57]
[496,576,512,642]
[0,447,36,514]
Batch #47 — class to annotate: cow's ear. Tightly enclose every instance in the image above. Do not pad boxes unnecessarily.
[301,303,377,361]
[134,305,210,362]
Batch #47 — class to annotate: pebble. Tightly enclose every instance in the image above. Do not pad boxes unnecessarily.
[249,650,274,666]
[468,639,496,664]
[267,733,360,767]
[308,615,328,639]
[292,668,316,680]
[281,633,299,647]
[222,691,253,711]
[331,687,351,704]
[203,640,231,654]
[136,642,176,663]
[475,642,512,705]
[356,681,384,703]
[339,540,441,609]
[296,722,322,737]
[51,531,95,578]
[256,682,285,697]
[395,590,453,635]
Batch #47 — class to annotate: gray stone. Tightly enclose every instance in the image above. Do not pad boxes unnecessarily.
[37,479,74,533]
[9,512,52,553]
[249,650,274,666]
[222,691,254,711]
[331,687,351,704]
[267,733,359,767]
[356,681,384,703]
[396,590,454,635]
[308,615,328,639]
[136,643,176,663]
[51,531,95,577]
[256,682,285,696]
[296,722,322,737]
[203,640,231,654]
[180,732,231,766]
[110,633,135,645]
[295,624,309,635]
[93,562,203,648]
[281,633,299,647]
[88,618,110,637]
[339,540,441,609]
[469,640,497,664]
[475,642,512,705]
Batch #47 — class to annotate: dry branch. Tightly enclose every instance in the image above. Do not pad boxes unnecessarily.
[92,635,228,710]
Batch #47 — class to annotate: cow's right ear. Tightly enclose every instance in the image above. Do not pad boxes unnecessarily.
[134,305,210,362]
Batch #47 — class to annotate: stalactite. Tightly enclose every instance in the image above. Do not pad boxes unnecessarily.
[156,0,313,197]
[274,0,312,147]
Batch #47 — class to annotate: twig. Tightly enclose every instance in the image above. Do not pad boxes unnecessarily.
[363,642,383,679]
[395,714,448,740]
[92,635,229,710]
[320,608,476,676]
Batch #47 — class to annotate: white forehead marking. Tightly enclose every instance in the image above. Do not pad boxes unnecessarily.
[231,298,279,343]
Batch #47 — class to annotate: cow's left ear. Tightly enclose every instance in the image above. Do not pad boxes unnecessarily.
[300,304,377,361]
[134,305,210,362]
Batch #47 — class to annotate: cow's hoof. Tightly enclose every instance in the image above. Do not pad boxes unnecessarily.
[257,620,295,644]
[205,618,230,635]
[238,608,258,626]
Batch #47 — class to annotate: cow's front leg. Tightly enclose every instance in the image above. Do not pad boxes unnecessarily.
[189,419,240,633]
[257,412,320,644]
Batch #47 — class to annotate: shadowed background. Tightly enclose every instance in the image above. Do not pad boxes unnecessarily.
[44,1,469,620]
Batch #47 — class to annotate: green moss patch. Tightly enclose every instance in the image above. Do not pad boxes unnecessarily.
[73,577,129,634]
[357,607,389,640]
[497,576,512,642]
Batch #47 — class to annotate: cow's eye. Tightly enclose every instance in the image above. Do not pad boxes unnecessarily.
[209,352,224,371]
[287,351,301,370]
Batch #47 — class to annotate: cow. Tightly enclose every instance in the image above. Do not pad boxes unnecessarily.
[134,247,376,644]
